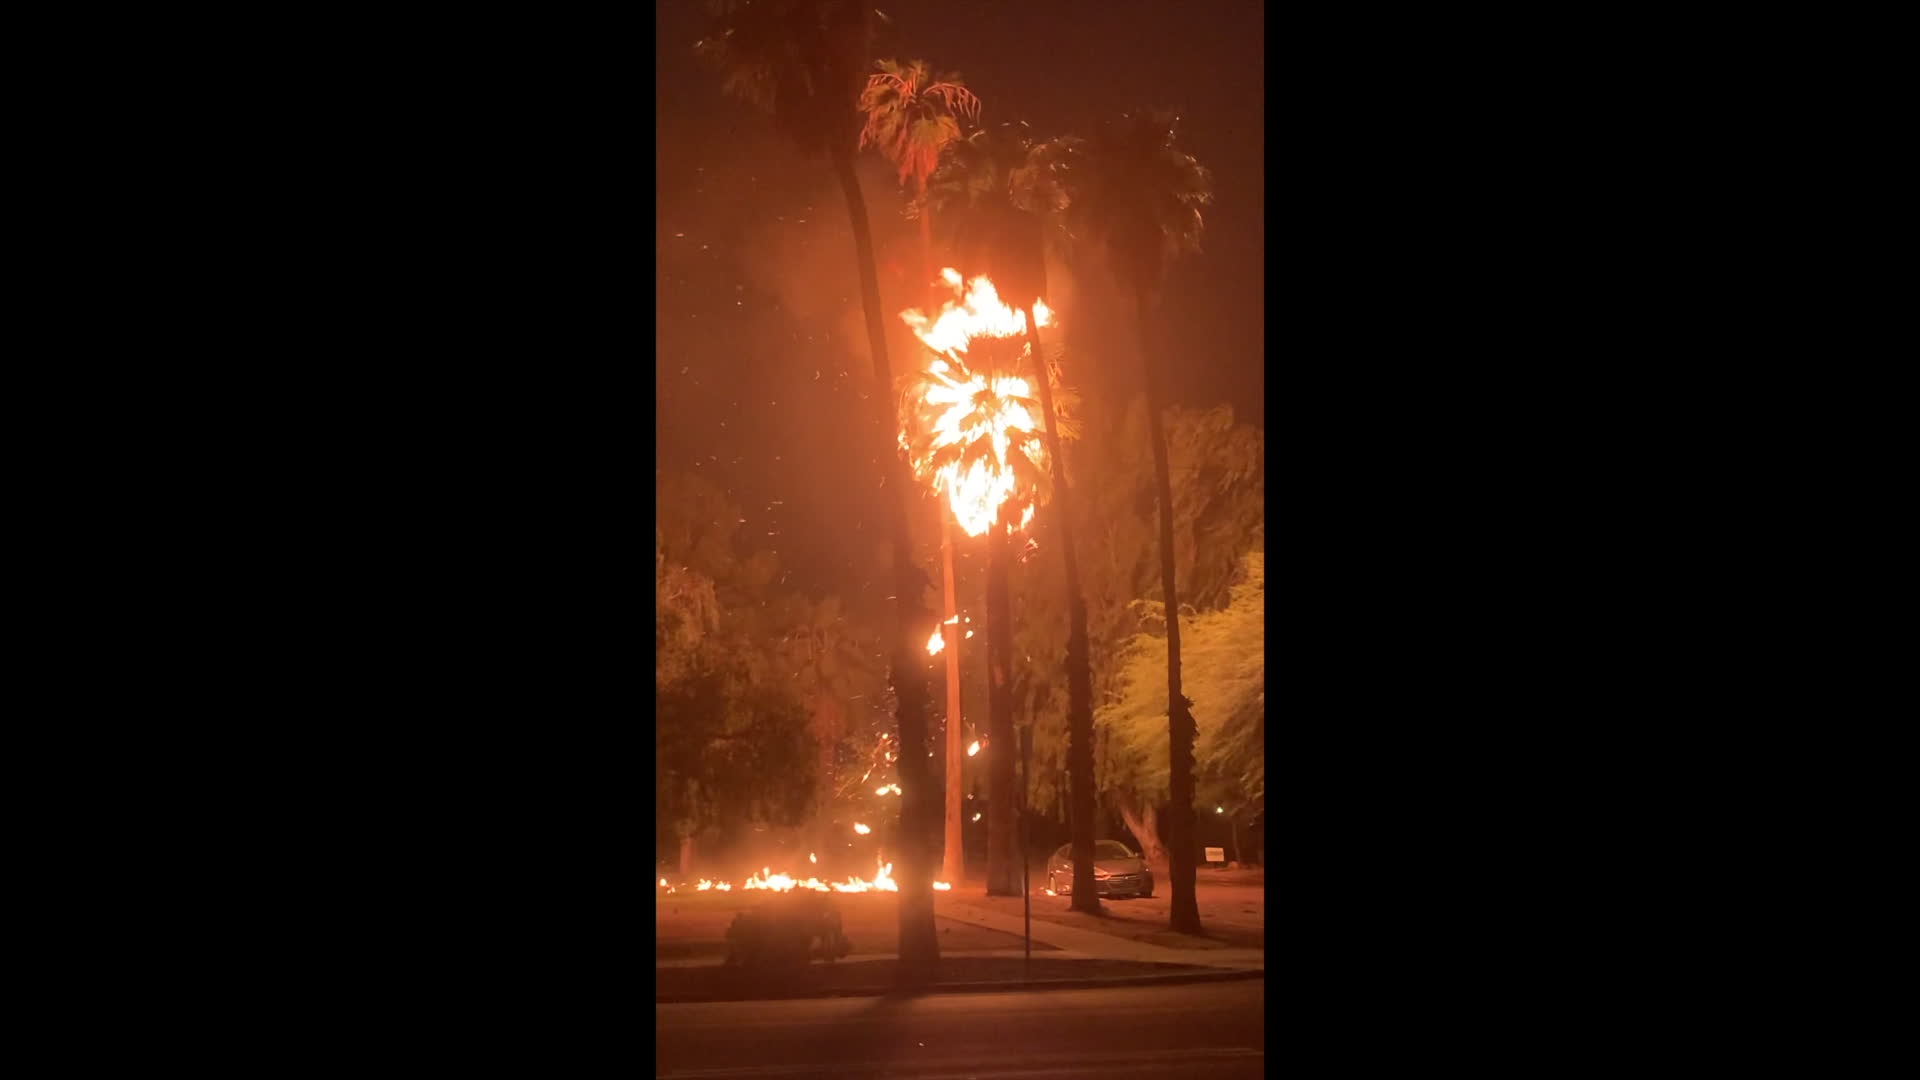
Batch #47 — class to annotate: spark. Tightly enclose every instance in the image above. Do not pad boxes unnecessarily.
[972,813,982,822]
[854,823,871,835]
[809,852,817,864]
[967,741,981,757]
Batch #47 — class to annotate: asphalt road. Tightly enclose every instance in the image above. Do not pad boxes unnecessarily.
[655,978,1265,1079]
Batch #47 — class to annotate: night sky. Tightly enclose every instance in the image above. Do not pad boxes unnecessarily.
[656,0,1265,601]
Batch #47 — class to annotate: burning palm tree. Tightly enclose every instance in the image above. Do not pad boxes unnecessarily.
[925,124,1105,912]
[898,270,1078,897]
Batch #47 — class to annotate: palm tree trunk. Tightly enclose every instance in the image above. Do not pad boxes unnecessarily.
[1136,289,1202,936]
[921,182,966,888]
[940,513,964,884]
[1116,798,1168,877]
[918,178,937,305]
[1023,306,1100,915]
[831,146,939,976]
[983,502,1019,896]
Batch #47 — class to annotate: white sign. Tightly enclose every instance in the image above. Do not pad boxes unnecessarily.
[1205,847,1225,863]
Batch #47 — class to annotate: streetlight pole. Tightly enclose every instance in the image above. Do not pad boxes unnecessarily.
[1020,721,1032,978]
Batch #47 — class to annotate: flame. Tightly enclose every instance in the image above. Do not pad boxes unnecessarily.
[661,859,944,895]
[899,271,1053,538]
[967,740,981,756]
[854,823,871,835]
[927,628,945,655]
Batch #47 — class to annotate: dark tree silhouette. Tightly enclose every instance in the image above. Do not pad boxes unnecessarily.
[695,0,939,983]
[1059,109,1213,936]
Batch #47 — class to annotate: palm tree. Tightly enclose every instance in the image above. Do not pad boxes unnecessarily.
[857,57,979,886]
[695,0,940,981]
[1059,109,1213,936]
[858,58,980,301]
[897,334,1050,897]
[925,124,1104,913]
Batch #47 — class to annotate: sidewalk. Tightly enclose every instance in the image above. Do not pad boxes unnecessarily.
[934,899,1264,972]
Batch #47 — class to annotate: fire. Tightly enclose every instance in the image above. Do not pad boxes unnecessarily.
[854,822,871,835]
[927,627,945,655]
[658,860,947,894]
[899,271,1054,538]
[967,740,981,756]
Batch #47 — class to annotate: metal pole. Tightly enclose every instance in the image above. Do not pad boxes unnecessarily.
[1020,723,1032,978]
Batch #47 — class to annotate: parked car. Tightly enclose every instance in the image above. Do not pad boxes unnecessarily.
[1045,840,1154,899]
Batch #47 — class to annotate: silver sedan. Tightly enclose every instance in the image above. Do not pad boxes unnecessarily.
[1045,840,1155,898]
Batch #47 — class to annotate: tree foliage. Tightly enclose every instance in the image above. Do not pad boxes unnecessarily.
[1057,109,1213,299]
[1012,401,1263,813]
[1095,549,1264,814]
[858,58,980,190]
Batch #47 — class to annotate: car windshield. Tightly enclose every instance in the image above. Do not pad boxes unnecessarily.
[1055,841,1139,860]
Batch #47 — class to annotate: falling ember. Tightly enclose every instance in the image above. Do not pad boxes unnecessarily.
[927,628,945,656]
[967,740,981,756]
[809,852,817,864]
[876,785,890,795]
[944,615,959,625]
[972,812,983,822]
[933,881,952,891]
[658,878,667,888]
[965,629,975,639]
[854,823,871,835]
[899,271,1055,537]
[1045,888,1058,896]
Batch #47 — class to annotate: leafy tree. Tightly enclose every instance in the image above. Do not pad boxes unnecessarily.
[696,0,940,980]
[1057,110,1214,933]
[1096,549,1264,870]
[1013,402,1260,878]
[656,649,817,872]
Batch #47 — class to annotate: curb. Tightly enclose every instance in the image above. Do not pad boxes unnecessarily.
[655,966,1262,1005]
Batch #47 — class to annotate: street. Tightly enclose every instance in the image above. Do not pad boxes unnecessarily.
[655,978,1265,1078]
